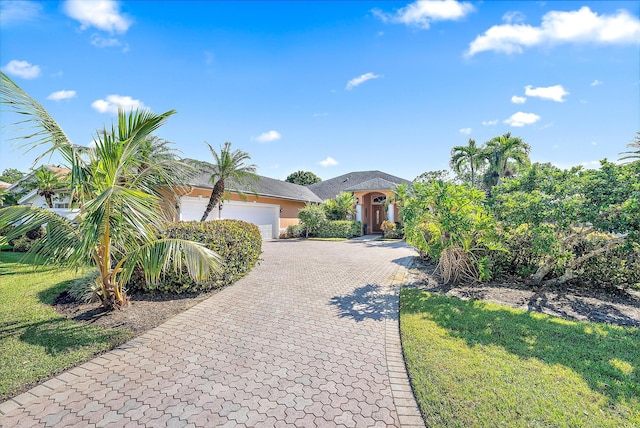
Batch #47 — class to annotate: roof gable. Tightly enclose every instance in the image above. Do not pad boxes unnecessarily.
[307,170,411,200]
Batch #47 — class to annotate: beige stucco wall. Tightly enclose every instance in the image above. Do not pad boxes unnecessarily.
[181,187,304,229]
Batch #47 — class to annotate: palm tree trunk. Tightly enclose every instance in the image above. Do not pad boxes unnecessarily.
[200,180,225,222]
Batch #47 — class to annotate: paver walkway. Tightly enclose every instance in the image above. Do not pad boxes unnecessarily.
[1,238,424,427]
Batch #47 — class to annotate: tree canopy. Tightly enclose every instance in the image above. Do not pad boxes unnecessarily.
[199,142,258,222]
[285,170,321,186]
[0,168,24,183]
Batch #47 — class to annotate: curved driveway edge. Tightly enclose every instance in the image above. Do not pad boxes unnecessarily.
[1,238,424,427]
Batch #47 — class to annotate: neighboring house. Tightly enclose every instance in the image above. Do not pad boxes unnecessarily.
[10,166,79,220]
[174,172,323,240]
[308,171,411,234]
[0,181,10,189]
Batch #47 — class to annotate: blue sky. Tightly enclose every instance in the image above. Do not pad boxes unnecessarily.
[1,0,639,181]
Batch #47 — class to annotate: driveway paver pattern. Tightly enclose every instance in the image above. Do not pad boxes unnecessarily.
[1,238,424,427]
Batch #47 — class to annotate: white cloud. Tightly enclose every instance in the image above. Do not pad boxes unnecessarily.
[0,1,42,26]
[581,160,601,169]
[313,113,329,117]
[90,34,121,48]
[525,84,569,102]
[540,122,554,129]
[503,11,526,24]
[91,94,146,114]
[467,6,640,56]
[253,130,282,143]
[1,60,40,79]
[346,72,382,90]
[591,79,603,86]
[373,0,475,29]
[459,128,472,135]
[63,0,132,34]
[504,112,541,127]
[591,141,598,146]
[482,119,499,126]
[511,95,527,104]
[318,157,338,167]
[47,90,76,101]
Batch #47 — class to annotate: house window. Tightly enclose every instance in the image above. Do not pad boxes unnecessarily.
[54,203,69,209]
[373,195,386,204]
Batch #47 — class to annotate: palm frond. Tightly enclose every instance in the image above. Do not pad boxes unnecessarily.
[0,72,76,168]
[0,206,83,265]
[118,238,222,286]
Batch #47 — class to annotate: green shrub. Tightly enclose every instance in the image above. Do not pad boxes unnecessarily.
[7,226,45,252]
[381,220,404,239]
[130,220,262,293]
[317,220,361,239]
[298,203,327,237]
[573,232,640,289]
[284,224,305,239]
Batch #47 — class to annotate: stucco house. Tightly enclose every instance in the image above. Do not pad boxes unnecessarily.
[13,165,411,239]
[308,171,411,234]
[173,171,323,240]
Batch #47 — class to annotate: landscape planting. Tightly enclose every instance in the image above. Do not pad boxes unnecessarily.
[399,134,640,290]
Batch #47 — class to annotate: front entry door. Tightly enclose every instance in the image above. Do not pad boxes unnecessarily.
[372,205,383,232]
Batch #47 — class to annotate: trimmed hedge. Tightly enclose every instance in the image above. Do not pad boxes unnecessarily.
[130,220,262,293]
[317,220,361,239]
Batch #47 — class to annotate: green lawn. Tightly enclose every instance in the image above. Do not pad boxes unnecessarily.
[400,288,640,427]
[0,252,132,400]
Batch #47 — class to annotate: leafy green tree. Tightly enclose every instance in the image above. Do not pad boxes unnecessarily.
[285,170,321,186]
[493,161,639,286]
[414,170,452,183]
[324,192,356,220]
[0,168,24,183]
[0,72,221,309]
[450,139,486,187]
[0,188,9,206]
[199,142,258,222]
[26,167,67,208]
[619,132,640,164]
[482,132,530,188]
[298,203,326,238]
[399,180,503,283]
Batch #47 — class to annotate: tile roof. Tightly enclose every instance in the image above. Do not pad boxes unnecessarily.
[307,170,411,200]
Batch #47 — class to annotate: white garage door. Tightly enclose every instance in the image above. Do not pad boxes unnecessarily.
[179,196,279,240]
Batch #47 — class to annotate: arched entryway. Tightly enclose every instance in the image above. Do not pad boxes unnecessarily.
[354,191,397,234]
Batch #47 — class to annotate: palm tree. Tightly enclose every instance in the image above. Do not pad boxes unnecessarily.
[324,192,356,220]
[199,142,258,222]
[482,132,531,187]
[450,138,486,187]
[619,132,640,164]
[27,167,67,208]
[0,72,221,309]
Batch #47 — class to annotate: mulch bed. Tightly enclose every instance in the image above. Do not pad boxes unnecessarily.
[52,289,220,333]
[407,261,640,328]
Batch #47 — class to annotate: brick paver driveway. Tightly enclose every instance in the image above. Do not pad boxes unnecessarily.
[1,238,424,427]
